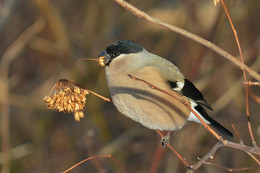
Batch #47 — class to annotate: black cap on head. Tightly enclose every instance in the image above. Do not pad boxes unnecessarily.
[106,40,144,59]
[98,40,144,66]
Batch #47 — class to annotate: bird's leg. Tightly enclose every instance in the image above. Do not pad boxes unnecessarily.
[161,131,171,147]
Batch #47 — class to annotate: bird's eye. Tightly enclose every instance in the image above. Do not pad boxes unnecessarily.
[114,52,121,57]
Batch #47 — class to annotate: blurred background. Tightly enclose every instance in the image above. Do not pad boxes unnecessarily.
[0,0,260,172]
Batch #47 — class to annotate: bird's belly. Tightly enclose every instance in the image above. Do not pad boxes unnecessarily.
[110,86,189,131]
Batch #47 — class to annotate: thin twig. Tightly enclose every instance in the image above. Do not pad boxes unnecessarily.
[219,0,257,148]
[201,161,259,172]
[230,123,260,165]
[63,79,111,102]
[188,140,260,173]
[112,0,260,82]
[77,58,99,62]
[128,74,260,172]
[149,142,166,173]
[246,152,260,166]
[62,154,126,173]
[248,89,260,104]
[87,90,111,102]
[187,142,223,173]
[222,140,260,155]
[156,130,190,168]
[244,81,260,86]
[212,59,260,112]
[231,123,242,143]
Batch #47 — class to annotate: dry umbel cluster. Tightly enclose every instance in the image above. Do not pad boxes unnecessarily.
[44,79,89,121]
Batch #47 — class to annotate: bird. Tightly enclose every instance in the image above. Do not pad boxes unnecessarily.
[97,40,233,142]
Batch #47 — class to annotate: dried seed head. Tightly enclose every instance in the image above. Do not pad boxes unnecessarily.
[98,56,105,66]
[44,79,89,122]
[74,111,84,122]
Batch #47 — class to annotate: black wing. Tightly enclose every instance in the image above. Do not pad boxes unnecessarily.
[181,79,213,111]
[167,79,213,110]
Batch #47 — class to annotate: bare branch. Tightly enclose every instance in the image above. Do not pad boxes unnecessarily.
[156,130,190,168]
[231,122,260,165]
[62,154,126,173]
[187,142,223,173]
[219,0,258,148]
[128,74,260,172]
[222,140,260,155]
[66,79,112,102]
[201,161,259,172]
[244,81,260,86]
[248,89,260,104]
[188,140,260,172]
[112,0,260,82]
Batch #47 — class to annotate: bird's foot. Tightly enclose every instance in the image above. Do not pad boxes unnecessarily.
[161,132,171,147]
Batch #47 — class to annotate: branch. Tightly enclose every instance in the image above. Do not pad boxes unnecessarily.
[128,74,260,155]
[231,122,260,165]
[201,161,259,172]
[219,0,258,148]
[128,74,260,172]
[188,140,260,173]
[156,130,190,168]
[244,81,260,86]
[248,89,260,104]
[222,140,260,155]
[62,154,126,173]
[67,79,112,102]
[187,142,223,173]
[112,0,260,82]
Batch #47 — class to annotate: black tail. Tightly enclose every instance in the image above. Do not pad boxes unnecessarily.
[194,105,233,138]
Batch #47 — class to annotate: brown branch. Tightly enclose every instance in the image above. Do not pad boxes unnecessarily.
[244,81,260,86]
[248,89,260,104]
[188,140,260,173]
[128,74,260,155]
[187,142,223,173]
[231,122,260,165]
[219,0,257,148]
[86,90,111,102]
[246,152,260,166]
[212,59,260,112]
[149,142,166,173]
[128,74,260,172]
[201,161,259,172]
[222,140,260,155]
[63,79,112,102]
[112,0,260,82]
[231,123,242,143]
[156,130,190,168]
[62,154,126,173]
